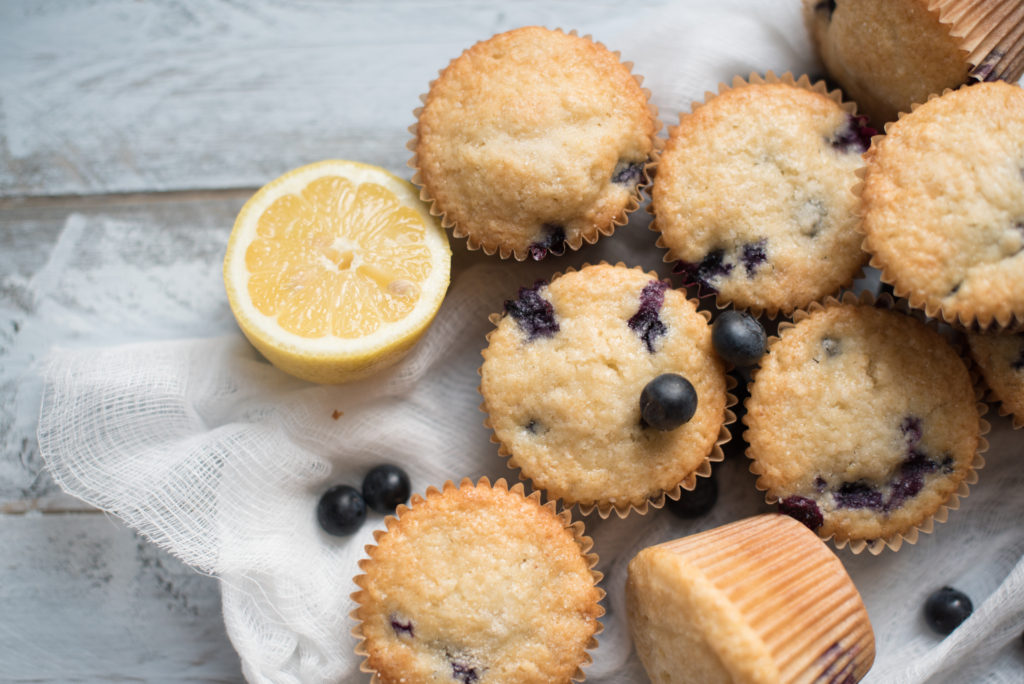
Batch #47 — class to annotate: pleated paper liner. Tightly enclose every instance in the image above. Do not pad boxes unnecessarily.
[627,515,876,684]
[967,330,1024,430]
[408,27,661,261]
[648,71,871,320]
[744,291,989,555]
[351,477,604,684]
[932,0,1024,83]
[855,83,1024,331]
[477,262,736,519]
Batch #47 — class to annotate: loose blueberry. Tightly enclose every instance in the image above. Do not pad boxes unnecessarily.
[924,586,973,635]
[504,281,559,340]
[317,484,366,536]
[628,280,669,353]
[665,475,718,518]
[528,224,566,261]
[362,464,411,514]
[640,373,698,431]
[780,495,823,531]
[712,310,767,367]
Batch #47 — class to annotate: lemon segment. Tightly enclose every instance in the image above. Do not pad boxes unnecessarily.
[224,160,451,384]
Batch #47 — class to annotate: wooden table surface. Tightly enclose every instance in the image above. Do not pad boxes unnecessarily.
[3,2,1022,683]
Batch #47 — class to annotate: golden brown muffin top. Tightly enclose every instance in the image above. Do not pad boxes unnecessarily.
[861,81,1024,329]
[415,27,657,260]
[355,479,602,684]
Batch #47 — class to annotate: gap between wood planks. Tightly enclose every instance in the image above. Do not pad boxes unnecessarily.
[0,186,258,212]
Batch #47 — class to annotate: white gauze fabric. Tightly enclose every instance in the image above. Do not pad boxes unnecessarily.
[27,2,1024,683]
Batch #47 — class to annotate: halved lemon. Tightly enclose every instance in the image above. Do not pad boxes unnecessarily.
[224,160,451,384]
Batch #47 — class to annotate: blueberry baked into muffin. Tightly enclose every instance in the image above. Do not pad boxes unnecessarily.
[412,26,659,260]
[480,263,731,517]
[745,296,985,553]
[651,73,870,317]
[353,478,603,684]
[627,515,875,684]
[804,0,1024,125]
[968,330,1024,428]
[860,81,1024,329]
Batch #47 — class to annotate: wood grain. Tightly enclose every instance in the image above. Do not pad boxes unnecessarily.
[0,513,241,681]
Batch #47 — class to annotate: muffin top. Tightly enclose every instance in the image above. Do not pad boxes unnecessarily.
[480,263,729,516]
[745,301,980,548]
[860,81,1024,329]
[968,330,1024,427]
[651,79,869,316]
[803,0,969,125]
[354,479,602,684]
[414,26,657,260]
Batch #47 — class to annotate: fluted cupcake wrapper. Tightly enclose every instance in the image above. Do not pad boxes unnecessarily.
[628,514,876,683]
[408,27,662,262]
[931,0,1024,83]
[648,71,870,319]
[478,262,736,519]
[855,84,1024,332]
[351,476,604,683]
[966,330,1024,430]
[744,291,989,555]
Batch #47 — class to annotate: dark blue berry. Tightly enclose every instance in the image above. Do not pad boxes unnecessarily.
[711,310,766,367]
[640,373,698,431]
[676,249,732,291]
[390,615,415,638]
[741,239,767,277]
[362,464,411,514]
[628,280,669,353]
[830,114,876,154]
[611,160,644,186]
[834,480,884,510]
[504,281,558,340]
[528,224,566,261]
[449,657,480,684]
[924,586,973,635]
[900,415,923,446]
[780,495,823,531]
[317,484,366,536]
[665,475,718,518]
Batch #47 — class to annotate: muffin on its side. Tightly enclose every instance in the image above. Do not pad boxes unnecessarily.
[860,81,1024,329]
[968,331,1024,428]
[626,514,875,684]
[745,297,984,553]
[651,73,869,317]
[412,26,658,260]
[804,0,1024,125]
[480,263,731,517]
[353,478,603,684]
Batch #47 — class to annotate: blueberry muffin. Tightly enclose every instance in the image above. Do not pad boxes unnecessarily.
[651,74,870,317]
[353,478,603,683]
[412,26,658,260]
[745,297,984,553]
[479,263,731,517]
[627,514,875,684]
[804,0,1024,125]
[860,81,1024,329]
[968,330,1024,428]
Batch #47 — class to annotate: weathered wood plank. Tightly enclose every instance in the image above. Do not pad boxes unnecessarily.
[0,0,679,198]
[0,513,242,681]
